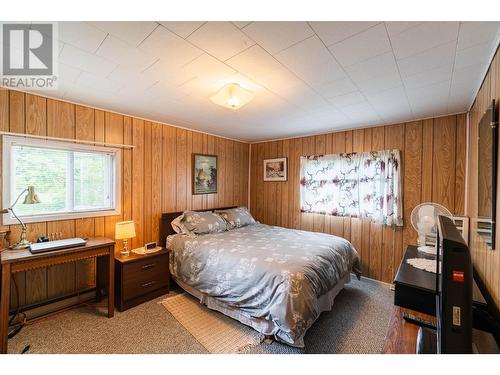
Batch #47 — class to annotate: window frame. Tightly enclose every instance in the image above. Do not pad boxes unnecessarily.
[2,135,122,225]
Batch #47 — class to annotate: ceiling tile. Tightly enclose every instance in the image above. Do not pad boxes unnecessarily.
[345,52,398,83]
[138,26,203,65]
[179,53,236,87]
[385,22,424,37]
[457,21,500,51]
[95,35,158,70]
[232,21,252,29]
[397,40,456,77]
[328,23,392,67]
[402,64,453,90]
[187,22,255,61]
[59,63,82,83]
[159,21,205,38]
[76,71,124,93]
[454,40,498,70]
[226,45,283,81]
[315,77,358,99]
[58,22,107,53]
[59,44,117,77]
[406,80,450,103]
[390,22,459,60]
[242,22,314,54]
[275,36,346,86]
[357,72,403,95]
[89,21,158,47]
[328,91,366,108]
[309,21,379,46]
[108,66,159,91]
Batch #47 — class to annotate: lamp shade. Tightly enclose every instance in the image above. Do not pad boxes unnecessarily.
[22,186,41,204]
[115,221,136,240]
[210,83,254,110]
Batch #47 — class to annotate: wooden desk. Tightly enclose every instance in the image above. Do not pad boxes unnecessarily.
[0,237,115,354]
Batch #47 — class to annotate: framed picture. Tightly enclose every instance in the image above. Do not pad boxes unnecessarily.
[193,154,217,194]
[263,157,287,182]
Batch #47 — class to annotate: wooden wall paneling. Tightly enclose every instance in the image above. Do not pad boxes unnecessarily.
[268,141,279,225]
[455,114,467,215]
[280,139,290,228]
[131,118,144,249]
[225,139,234,208]
[185,131,193,211]
[103,113,124,254]
[1,89,250,312]
[421,119,434,202]
[432,115,457,213]
[25,94,46,136]
[191,132,203,210]
[47,220,76,298]
[9,91,25,133]
[369,126,385,280]
[143,121,152,243]
[242,143,250,208]
[258,141,266,223]
[383,124,405,283]
[122,117,132,222]
[290,139,301,229]
[216,137,225,208]
[175,128,187,211]
[162,125,177,213]
[151,123,162,241]
[206,135,215,209]
[93,110,106,237]
[402,121,422,258]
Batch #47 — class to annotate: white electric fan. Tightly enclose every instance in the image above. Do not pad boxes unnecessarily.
[410,203,454,254]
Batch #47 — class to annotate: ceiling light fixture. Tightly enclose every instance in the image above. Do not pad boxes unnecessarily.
[210,83,254,110]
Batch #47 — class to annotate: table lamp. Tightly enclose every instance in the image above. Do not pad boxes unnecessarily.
[1,185,41,250]
[115,221,136,256]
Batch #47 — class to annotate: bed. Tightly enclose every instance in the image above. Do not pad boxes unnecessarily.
[160,207,361,347]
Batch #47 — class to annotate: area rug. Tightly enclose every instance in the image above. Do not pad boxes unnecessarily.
[161,293,264,354]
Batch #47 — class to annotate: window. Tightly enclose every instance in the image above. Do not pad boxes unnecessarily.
[300,150,403,226]
[2,135,121,224]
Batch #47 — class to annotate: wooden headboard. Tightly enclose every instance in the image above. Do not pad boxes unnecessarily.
[159,206,237,247]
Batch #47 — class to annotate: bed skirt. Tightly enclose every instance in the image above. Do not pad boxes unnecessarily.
[172,273,351,348]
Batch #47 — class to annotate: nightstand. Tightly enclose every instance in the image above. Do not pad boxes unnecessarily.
[115,248,170,311]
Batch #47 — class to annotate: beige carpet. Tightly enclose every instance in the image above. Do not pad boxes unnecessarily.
[161,294,264,353]
[7,276,393,354]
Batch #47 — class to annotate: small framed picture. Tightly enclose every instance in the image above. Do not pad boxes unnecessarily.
[263,157,287,182]
[193,154,218,194]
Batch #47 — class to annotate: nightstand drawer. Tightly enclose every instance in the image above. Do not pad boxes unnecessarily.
[123,276,168,301]
[122,254,168,285]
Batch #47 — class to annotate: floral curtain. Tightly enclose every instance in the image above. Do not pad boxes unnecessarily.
[300,150,403,226]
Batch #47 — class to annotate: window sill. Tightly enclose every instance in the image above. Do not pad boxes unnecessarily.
[2,208,121,226]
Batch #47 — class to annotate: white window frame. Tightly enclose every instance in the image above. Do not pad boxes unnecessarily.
[2,135,122,225]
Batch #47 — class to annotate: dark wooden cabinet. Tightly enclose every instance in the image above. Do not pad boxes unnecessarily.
[115,248,170,312]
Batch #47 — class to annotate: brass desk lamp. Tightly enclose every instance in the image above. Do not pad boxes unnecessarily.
[2,186,41,250]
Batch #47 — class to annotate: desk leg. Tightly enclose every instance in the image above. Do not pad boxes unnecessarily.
[107,251,114,318]
[0,264,11,354]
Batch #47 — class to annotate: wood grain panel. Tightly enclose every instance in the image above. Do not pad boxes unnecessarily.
[250,115,465,283]
[467,46,500,307]
[2,89,249,312]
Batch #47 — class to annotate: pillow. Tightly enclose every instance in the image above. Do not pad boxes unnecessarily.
[216,207,256,230]
[181,211,227,235]
[171,214,190,234]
